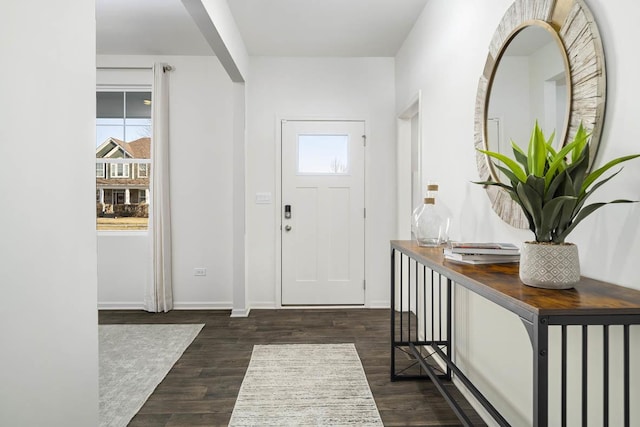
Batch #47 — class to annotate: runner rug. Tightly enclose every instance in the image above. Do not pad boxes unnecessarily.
[229,343,383,426]
[99,324,204,427]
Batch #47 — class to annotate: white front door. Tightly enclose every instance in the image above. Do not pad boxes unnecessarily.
[281,120,365,305]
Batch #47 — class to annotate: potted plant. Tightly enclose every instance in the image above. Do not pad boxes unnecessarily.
[476,122,639,289]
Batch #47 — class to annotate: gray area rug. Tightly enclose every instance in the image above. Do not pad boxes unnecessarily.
[229,343,383,426]
[99,324,204,427]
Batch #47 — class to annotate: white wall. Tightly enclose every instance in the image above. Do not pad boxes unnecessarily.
[0,1,98,426]
[97,55,235,309]
[489,56,530,156]
[246,57,396,308]
[396,1,640,425]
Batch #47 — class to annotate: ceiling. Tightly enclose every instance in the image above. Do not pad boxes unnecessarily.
[96,0,429,57]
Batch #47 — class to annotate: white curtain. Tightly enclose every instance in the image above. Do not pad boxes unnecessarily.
[145,63,173,312]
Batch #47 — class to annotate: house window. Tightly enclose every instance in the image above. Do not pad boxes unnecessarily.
[96,91,152,146]
[110,163,130,178]
[138,163,148,178]
[96,88,151,231]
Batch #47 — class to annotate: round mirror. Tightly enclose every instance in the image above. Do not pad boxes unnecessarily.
[485,23,571,183]
[474,0,606,228]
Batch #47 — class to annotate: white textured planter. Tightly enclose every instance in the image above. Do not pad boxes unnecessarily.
[519,242,580,289]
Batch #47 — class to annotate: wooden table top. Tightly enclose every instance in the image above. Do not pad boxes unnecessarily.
[391,240,640,321]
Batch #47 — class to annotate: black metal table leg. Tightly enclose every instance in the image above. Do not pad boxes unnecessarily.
[533,315,549,426]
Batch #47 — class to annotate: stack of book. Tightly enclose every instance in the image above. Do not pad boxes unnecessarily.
[444,242,520,264]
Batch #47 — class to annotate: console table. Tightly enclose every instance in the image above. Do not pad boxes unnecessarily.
[390,240,640,426]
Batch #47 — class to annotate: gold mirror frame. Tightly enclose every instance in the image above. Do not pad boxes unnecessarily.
[474,0,606,228]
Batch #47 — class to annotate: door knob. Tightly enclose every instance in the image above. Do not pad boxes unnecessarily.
[285,225,292,231]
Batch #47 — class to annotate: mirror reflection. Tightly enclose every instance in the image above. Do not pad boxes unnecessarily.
[486,24,570,182]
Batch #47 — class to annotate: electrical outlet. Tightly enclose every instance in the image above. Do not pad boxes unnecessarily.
[194,268,207,276]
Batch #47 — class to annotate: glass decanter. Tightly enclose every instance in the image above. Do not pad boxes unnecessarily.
[412,183,451,247]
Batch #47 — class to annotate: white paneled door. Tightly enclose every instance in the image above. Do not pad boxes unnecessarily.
[281,120,365,305]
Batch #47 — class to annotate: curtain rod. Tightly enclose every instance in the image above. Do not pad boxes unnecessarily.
[97,66,152,70]
[97,65,174,72]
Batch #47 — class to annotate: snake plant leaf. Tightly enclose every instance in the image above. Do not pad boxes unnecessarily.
[580,168,621,201]
[545,168,568,202]
[477,149,527,182]
[511,140,529,173]
[566,147,590,195]
[557,196,578,242]
[571,123,590,163]
[581,154,640,193]
[572,170,624,217]
[545,142,558,159]
[494,164,521,186]
[561,170,577,197]
[528,122,547,177]
[516,180,543,233]
[527,175,545,197]
[511,140,526,156]
[556,200,636,242]
[539,196,576,242]
[472,180,515,192]
[544,135,587,189]
[546,129,556,149]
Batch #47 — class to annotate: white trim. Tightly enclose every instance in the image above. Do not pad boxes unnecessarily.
[97,230,148,237]
[98,301,234,310]
[250,301,278,309]
[96,158,150,164]
[172,302,233,310]
[279,305,366,309]
[98,302,145,310]
[230,308,251,317]
[96,84,152,92]
[368,300,391,309]
[397,91,423,240]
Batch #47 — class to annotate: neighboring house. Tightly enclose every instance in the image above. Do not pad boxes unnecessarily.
[96,137,150,216]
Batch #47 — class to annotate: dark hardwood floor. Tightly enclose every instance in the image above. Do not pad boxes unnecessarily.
[99,309,484,426]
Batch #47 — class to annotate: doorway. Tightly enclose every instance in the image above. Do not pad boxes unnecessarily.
[397,92,422,239]
[280,120,366,305]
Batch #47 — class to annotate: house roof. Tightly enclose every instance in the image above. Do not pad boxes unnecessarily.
[96,137,150,159]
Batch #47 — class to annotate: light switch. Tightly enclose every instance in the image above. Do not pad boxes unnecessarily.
[255,192,272,204]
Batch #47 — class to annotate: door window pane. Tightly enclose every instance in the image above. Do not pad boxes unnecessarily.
[298,134,349,174]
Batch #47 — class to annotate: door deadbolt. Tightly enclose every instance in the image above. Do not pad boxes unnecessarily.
[284,204,292,219]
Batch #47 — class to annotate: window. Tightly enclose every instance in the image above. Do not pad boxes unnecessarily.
[297,134,349,174]
[137,163,148,178]
[110,163,130,178]
[138,189,147,204]
[96,89,151,231]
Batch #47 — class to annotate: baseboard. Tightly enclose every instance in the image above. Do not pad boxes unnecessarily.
[248,301,390,310]
[99,301,233,310]
[369,300,390,309]
[249,301,278,309]
[172,301,233,310]
[98,302,145,310]
[452,376,497,427]
[230,308,251,317]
